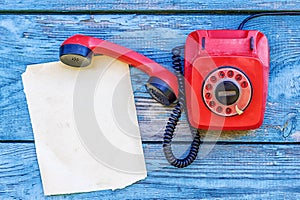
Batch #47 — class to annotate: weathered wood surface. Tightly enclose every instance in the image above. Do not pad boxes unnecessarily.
[1,1,300,12]
[1,2,300,199]
[0,14,299,142]
[1,143,300,199]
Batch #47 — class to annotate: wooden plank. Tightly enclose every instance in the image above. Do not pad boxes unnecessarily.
[1,1,300,12]
[0,14,299,142]
[0,142,300,199]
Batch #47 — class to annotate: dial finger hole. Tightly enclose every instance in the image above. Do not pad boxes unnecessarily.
[210,76,217,83]
[235,74,242,81]
[218,71,225,78]
[227,70,234,78]
[241,81,248,88]
[216,106,223,113]
[209,101,216,108]
[226,107,232,114]
[205,84,213,90]
[205,93,212,99]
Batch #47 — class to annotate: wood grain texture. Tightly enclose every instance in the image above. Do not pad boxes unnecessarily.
[0,14,299,142]
[0,2,299,199]
[0,0,300,12]
[0,142,300,199]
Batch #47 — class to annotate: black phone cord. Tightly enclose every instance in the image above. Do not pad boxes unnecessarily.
[238,11,300,30]
[163,47,202,168]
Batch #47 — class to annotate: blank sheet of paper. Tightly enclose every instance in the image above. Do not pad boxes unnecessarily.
[22,56,147,195]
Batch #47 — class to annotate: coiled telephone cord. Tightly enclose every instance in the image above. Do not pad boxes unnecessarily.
[162,47,202,168]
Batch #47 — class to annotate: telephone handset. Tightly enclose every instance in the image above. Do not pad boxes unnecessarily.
[59,34,178,106]
[59,30,269,168]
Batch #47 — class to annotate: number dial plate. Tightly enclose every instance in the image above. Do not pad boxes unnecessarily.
[202,67,252,117]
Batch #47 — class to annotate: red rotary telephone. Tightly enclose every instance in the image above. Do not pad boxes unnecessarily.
[60,31,269,130]
[184,30,269,130]
[59,29,269,168]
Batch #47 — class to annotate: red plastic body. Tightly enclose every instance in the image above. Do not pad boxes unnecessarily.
[185,30,269,130]
[62,34,178,98]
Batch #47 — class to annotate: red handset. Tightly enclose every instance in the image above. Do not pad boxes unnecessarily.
[59,34,179,106]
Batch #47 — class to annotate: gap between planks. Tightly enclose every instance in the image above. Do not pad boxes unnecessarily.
[1,140,300,145]
[0,10,298,15]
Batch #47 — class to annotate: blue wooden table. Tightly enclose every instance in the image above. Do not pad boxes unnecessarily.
[1,1,300,199]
